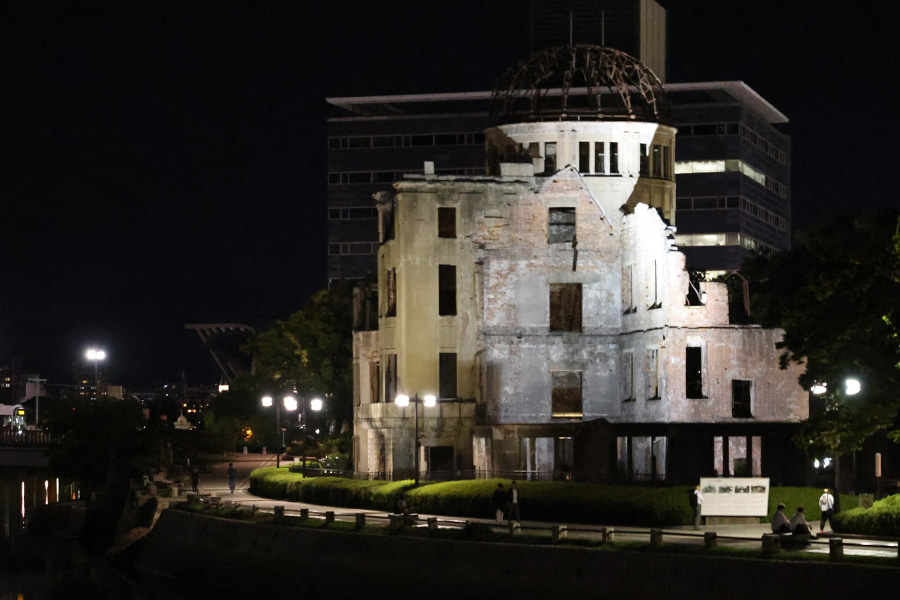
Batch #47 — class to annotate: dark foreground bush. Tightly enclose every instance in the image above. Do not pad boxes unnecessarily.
[831,493,900,536]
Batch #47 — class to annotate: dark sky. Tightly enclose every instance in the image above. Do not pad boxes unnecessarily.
[1,1,898,388]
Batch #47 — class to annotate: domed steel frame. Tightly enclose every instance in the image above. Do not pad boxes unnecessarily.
[491,45,670,124]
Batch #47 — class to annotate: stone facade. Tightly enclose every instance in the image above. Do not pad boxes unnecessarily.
[352,118,807,485]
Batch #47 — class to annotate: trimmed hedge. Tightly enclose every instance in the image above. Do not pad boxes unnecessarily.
[831,494,900,536]
[248,469,861,529]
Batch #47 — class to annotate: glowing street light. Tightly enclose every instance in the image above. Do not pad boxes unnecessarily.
[84,348,106,399]
[261,395,298,468]
[844,379,861,396]
[394,393,437,485]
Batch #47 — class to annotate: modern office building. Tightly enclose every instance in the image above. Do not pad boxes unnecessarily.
[325,0,791,283]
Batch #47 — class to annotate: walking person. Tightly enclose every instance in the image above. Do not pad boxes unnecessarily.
[227,462,237,494]
[691,485,704,530]
[492,483,507,524]
[190,468,200,493]
[506,480,521,524]
[818,488,835,533]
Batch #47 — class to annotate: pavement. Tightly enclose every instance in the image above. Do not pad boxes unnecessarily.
[184,453,898,560]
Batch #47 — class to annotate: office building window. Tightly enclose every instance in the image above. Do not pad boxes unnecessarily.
[548,207,576,243]
[594,142,605,174]
[732,380,753,418]
[438,207,456,238]
[439,353,457,399]
[544,142,557,173]
[686,346,704,399]
[439,264,456,316]
[551,371,583,418]
[639,143,649,176]
[578,141,590,173]
[385,354,397,405]
[549,283,582,332]
[384,268,397,318]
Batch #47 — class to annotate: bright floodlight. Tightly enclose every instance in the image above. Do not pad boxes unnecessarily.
[283,396,298,411]
[423,394,437,407]
[810,383,827,395]
[310,398,323,411]
[85,349,106,361]
[261,396,273,407]
[845,379,861,395]
[395,394,410,407]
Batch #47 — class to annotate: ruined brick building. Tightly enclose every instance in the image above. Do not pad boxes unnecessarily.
[352,46,807,485]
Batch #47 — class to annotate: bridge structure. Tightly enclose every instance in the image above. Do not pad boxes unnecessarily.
[0,430,54,467]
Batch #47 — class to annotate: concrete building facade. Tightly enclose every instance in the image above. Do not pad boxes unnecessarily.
[352,47,807,485]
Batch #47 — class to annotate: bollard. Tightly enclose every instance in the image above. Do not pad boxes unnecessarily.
[273,505,285,520]
[761,534,781,557]
[650,529,663,546]
[551,525,567,543]
[389,515,404,530]
[704,531,718,550]
[243,446,248,454]
[427,517,439,532]
[829,538,844,562]
[325,511,335,524]
[355,513,366,530]
[509,521,521,534]
[299,508,309,520]
[600,527,614,543]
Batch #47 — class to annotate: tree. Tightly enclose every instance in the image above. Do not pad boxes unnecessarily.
[242,281,355,433]
[741,210,900,461]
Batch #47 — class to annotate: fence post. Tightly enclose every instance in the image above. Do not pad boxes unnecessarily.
[704,531,717,550]
[273,505,285,520]
[650,529,663,546]
[509,521,521,534]
[829,538,844,562]
[354,513,366,530]
[551,525,567,543]
[324,511,335,524]
[299,508,309,520]
[761,534,781,558]
[427,517,438,532]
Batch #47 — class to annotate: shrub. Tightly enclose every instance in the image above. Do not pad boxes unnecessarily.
[831,493,900,536]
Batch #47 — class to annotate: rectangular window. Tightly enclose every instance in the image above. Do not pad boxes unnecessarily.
[544,142,557,173]
[370,361,380,403]
[594,141,605,174]
[610,142,619,174]
[663,146,671,179]
[622,264,634,313]
[578,141,590,173]
[732,380,753,418]
[384,268,397,317]
[438,207,456,238]
[647,349,659,399]
[381,199,395,242]
[439,264,456,316]
[622,352,634,401]
[652,145,662,177]
[686,346,704,398]
[639,143,649,176]
[551,371,583,417]
[439,353,457,399]
[549,283,582,332]
[548,207,576,243]
[385,354,397,404]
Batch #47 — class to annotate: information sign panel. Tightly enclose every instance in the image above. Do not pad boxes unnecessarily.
[699,477,770,517]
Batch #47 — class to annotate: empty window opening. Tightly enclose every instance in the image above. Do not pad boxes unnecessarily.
[551,371,583,418]
[439,353,457,399]
[622,352,634,401]
[686,346,704,398]
[610,142,619,174]
[594,141,606,174]
[622,264,635,313]
[549,283,582,332]
[381,199,395,242]
[385,354,397,405]
[384,268,397,317]
[548,207,576,244]
[578,141,590,173]
[543,142,557,173]
[732,380,753,418]
[646,348,659,399]
[438,207,456,238]
[370,361,381,403]
[639,143,649,176]
[652,145,662,177]
[439,264,457,316]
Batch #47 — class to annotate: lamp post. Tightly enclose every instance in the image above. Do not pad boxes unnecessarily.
[261,395,297,468]
[85,348,106,400]
[812,378,862,495]
[300,396,323,478]
[395,393,436,486]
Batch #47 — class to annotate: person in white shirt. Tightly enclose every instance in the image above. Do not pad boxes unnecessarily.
[692,485,704,530]
[818,488,835,533]
[771,503,790,534]
[789,506,816,538]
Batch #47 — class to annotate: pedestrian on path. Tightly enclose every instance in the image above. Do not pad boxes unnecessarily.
[818,488,835,533]
[692,485,704,530]
[227,463,237,494]
[506,480,521,524]
[191,468,200,493]
[492,483,507,524]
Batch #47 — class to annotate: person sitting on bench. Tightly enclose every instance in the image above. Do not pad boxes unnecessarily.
[771,503,790,534]
[789,506,817,539]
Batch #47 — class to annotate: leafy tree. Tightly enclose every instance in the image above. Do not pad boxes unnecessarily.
[741,210,900,460]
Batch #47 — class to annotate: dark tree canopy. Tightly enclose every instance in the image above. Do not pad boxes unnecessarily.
[742,210,900,455]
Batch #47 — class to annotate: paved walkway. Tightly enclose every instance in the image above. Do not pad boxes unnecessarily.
[185,454,898,560]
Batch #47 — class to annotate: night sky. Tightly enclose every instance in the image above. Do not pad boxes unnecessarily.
[1,1,898,388]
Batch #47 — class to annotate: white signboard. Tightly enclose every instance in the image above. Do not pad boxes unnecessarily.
[700,477,770,517]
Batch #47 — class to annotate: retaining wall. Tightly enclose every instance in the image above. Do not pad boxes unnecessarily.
[136,510,900,599]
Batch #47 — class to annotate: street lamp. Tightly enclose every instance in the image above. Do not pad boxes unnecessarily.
[395,393,436,486]
[261,395,297,468]
[300,396,323,478]
[85,348,106,399]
